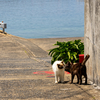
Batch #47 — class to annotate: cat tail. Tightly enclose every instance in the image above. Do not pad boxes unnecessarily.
[81,54,90,66]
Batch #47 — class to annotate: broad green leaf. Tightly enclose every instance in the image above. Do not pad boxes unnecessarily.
[71,56,73,60]
[74,44,79,49]
[56,54,63,61]
[73,53,77,60]
[67,51,70,59]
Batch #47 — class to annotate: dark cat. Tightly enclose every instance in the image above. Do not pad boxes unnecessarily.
[65,54,90,85]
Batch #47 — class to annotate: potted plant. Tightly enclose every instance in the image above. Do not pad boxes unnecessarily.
[48,39,84,64]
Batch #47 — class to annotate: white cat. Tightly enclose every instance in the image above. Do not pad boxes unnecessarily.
[52,61,65,84]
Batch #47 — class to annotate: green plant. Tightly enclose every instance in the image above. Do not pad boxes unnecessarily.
[48,39,84,64]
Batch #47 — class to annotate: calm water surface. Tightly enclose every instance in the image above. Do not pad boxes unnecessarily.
[0,0,84,38]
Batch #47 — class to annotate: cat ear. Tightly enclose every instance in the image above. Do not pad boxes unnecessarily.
[70,62,73,65]
[61,61,64,63]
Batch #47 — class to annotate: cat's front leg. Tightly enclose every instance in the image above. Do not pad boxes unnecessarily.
[58,77,61,83]
[55,75,58,84]
[60,73,64,83]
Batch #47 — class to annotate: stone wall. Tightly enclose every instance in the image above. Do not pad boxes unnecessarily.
[84,0,100,86]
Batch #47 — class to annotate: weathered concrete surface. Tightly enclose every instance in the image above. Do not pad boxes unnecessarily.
[29,37,84,53]
[84,0,100,86]
[0,33,100,100]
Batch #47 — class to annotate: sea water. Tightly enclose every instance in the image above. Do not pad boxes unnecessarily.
[0,0,84,38]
